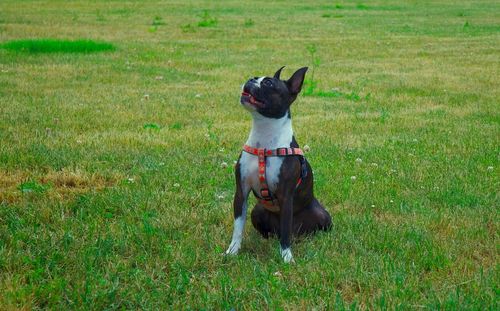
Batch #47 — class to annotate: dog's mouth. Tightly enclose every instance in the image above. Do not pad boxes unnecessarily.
[241,91,264,108]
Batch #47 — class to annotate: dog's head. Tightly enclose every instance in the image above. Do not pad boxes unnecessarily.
[240,66,308,119]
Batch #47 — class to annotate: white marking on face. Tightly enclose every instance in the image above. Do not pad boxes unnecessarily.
[281,247,295,263]
[256,76,265,87]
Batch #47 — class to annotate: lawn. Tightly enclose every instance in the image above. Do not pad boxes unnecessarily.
[0,0,498,309]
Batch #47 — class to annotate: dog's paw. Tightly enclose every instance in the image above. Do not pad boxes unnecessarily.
[225,241,241,255]
[281,247,295,264]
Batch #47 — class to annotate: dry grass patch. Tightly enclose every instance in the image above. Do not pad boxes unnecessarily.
[0,168,123,203]
[0,170,30,203]
[41,168,122,197]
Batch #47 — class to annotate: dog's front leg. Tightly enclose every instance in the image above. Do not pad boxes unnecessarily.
[279,194,295,263]
[225,164,249,255]
[225,189,249,255]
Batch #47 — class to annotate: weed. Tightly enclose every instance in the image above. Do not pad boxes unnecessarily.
[143,123,161,130]
[244,19,254,27]
[380,108,389,123]
[198,10,217,27]
[322,13,344,18]
[170,122,183,130]
[303,44,321,96]
[18,180,49,194]
[152,16,165,26]
[148,17,165,33]
[181,23,196,33]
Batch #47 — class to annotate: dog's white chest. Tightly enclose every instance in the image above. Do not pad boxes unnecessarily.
[238,114,293,197]
[240,152,283,195]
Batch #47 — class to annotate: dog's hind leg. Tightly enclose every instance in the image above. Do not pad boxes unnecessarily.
[292,198,332,236]
[251,203,280,238]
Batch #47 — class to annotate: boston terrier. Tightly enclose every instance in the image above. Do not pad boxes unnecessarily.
[225,66,332,263]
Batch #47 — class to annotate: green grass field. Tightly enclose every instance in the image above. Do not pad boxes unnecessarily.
[0,0,498,309]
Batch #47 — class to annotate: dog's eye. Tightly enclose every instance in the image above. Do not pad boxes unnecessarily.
[263,79,273,87]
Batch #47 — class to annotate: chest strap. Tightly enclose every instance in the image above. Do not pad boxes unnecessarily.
[242,144,306,212]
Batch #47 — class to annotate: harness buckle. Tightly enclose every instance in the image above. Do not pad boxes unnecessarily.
[277,148,287,156]
[260,189,270,199]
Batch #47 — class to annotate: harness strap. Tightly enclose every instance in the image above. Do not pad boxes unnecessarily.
[242,144,307,212]
[243,145,304,157]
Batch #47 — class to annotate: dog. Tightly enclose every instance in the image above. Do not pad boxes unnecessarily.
[225,66,332,263]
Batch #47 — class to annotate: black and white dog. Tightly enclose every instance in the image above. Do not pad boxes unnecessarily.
[225,67,332,263]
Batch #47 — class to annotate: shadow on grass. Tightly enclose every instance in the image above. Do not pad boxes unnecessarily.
[0,38,115,53]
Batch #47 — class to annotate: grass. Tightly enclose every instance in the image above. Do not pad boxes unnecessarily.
[0,0,499,309]
[0,39,115,53]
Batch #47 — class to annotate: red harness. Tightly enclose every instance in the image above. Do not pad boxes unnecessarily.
[242,144,306,212]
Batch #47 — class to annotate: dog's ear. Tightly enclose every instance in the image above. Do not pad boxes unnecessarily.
[286,67,308,95]
[273,66,285,79]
